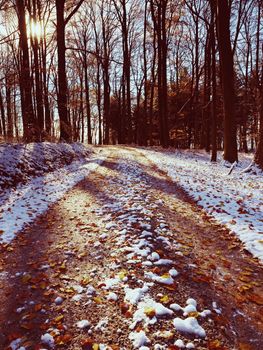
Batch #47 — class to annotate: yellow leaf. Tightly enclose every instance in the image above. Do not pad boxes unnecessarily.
[59,263,66,271]
[238,284,253,293]
[39,281,47,289]
[208,339,222,349]
[81,277,91,286]
[118,271,127,280]
[144,307,156,318]
[241,271,252,276]
[22,274,32,284]
[188,311,199,318]
[160,295,170,304]
[93,297,103,304]
[54,315,64,323]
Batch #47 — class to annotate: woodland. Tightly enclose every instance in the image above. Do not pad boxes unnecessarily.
[0,0,262,166]
[0,2,263,349]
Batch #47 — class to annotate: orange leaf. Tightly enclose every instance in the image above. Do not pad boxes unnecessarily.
[247,293,263,305]
[238,343,253,350]
[81,338,95,350]
[56,333,73,345]
[20,323,34,330]
[34,304,42,312]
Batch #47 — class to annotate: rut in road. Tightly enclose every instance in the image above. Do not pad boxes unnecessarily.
[0,147,262,350]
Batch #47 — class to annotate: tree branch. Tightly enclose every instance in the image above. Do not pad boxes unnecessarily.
[65,0,85,25]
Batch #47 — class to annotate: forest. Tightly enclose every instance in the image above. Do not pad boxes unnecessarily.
[0,2,263,349]
[0,1,262,166]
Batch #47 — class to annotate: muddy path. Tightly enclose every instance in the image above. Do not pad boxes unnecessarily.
[0,147,262,350]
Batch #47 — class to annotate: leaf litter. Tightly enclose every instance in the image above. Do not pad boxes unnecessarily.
[0,147,262,350]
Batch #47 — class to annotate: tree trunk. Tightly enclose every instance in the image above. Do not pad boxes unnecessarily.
[83,53,92,144]
[161,0,169,147]
[0,88,6,137]
[41,36,51,136]
[255,64,263,168]
[194,16,199,147]
[142,0,148,146]
[216,0,238,162]
[122,2,132,143]
[16,0,35,142]
[6,81,12,139]
[102,54,110,144]
[96,61,102,145]
[210,0,217,161]
[149,28,157,146]
[56,0,71,141]
[151,0,169,147]
[31,0,44,140]
[202,29,211,152]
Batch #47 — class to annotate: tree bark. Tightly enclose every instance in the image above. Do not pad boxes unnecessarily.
[151,0,169,148]
[16,0,35,142]
[56,0,71,141]
[210,0,217,161]
[6,80,12,139]
[41,35,51,136]
[255,63,263,168]
[216,0,238,162]
[0,88,6,137]
[83,50,92,144]
[31,0,44,140]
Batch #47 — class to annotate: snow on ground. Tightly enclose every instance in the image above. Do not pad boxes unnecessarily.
[90,151,213,349]
[140,148,263,262]
[0,142,106,243]
[3,149,226,349]
[0,142,93,190]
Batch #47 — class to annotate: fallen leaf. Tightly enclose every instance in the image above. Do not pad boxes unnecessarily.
[22,274,32,284]
[208,339,229,349]
[238,343,253,350]
[160,295,170,304]
[56,333,73,345]
[247,293,263,305]
[120,302,130,314]
[81,339,93,350]
[34,304,42,312]
[144,307,156,318]
[93,297,103,304]
[20,323,34,330]
[54,315,64,323]
[81,277,91,286]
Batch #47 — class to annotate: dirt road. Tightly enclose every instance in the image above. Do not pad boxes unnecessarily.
[0,147,262,350]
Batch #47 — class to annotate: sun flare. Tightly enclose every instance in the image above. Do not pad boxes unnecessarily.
[26,16,44,41]
[30,20,43,39]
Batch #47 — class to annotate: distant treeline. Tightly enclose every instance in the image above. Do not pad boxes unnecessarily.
[0,1,262,166]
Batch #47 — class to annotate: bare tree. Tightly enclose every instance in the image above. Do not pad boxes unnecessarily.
[55,0,85,141]
[16,0,35,141]
[216,0,238,162]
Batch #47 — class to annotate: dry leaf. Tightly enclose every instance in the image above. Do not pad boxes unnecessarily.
[144,307,156,318]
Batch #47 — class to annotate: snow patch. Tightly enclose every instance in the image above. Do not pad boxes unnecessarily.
[173,317,206,338]
[129,331,150,348]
